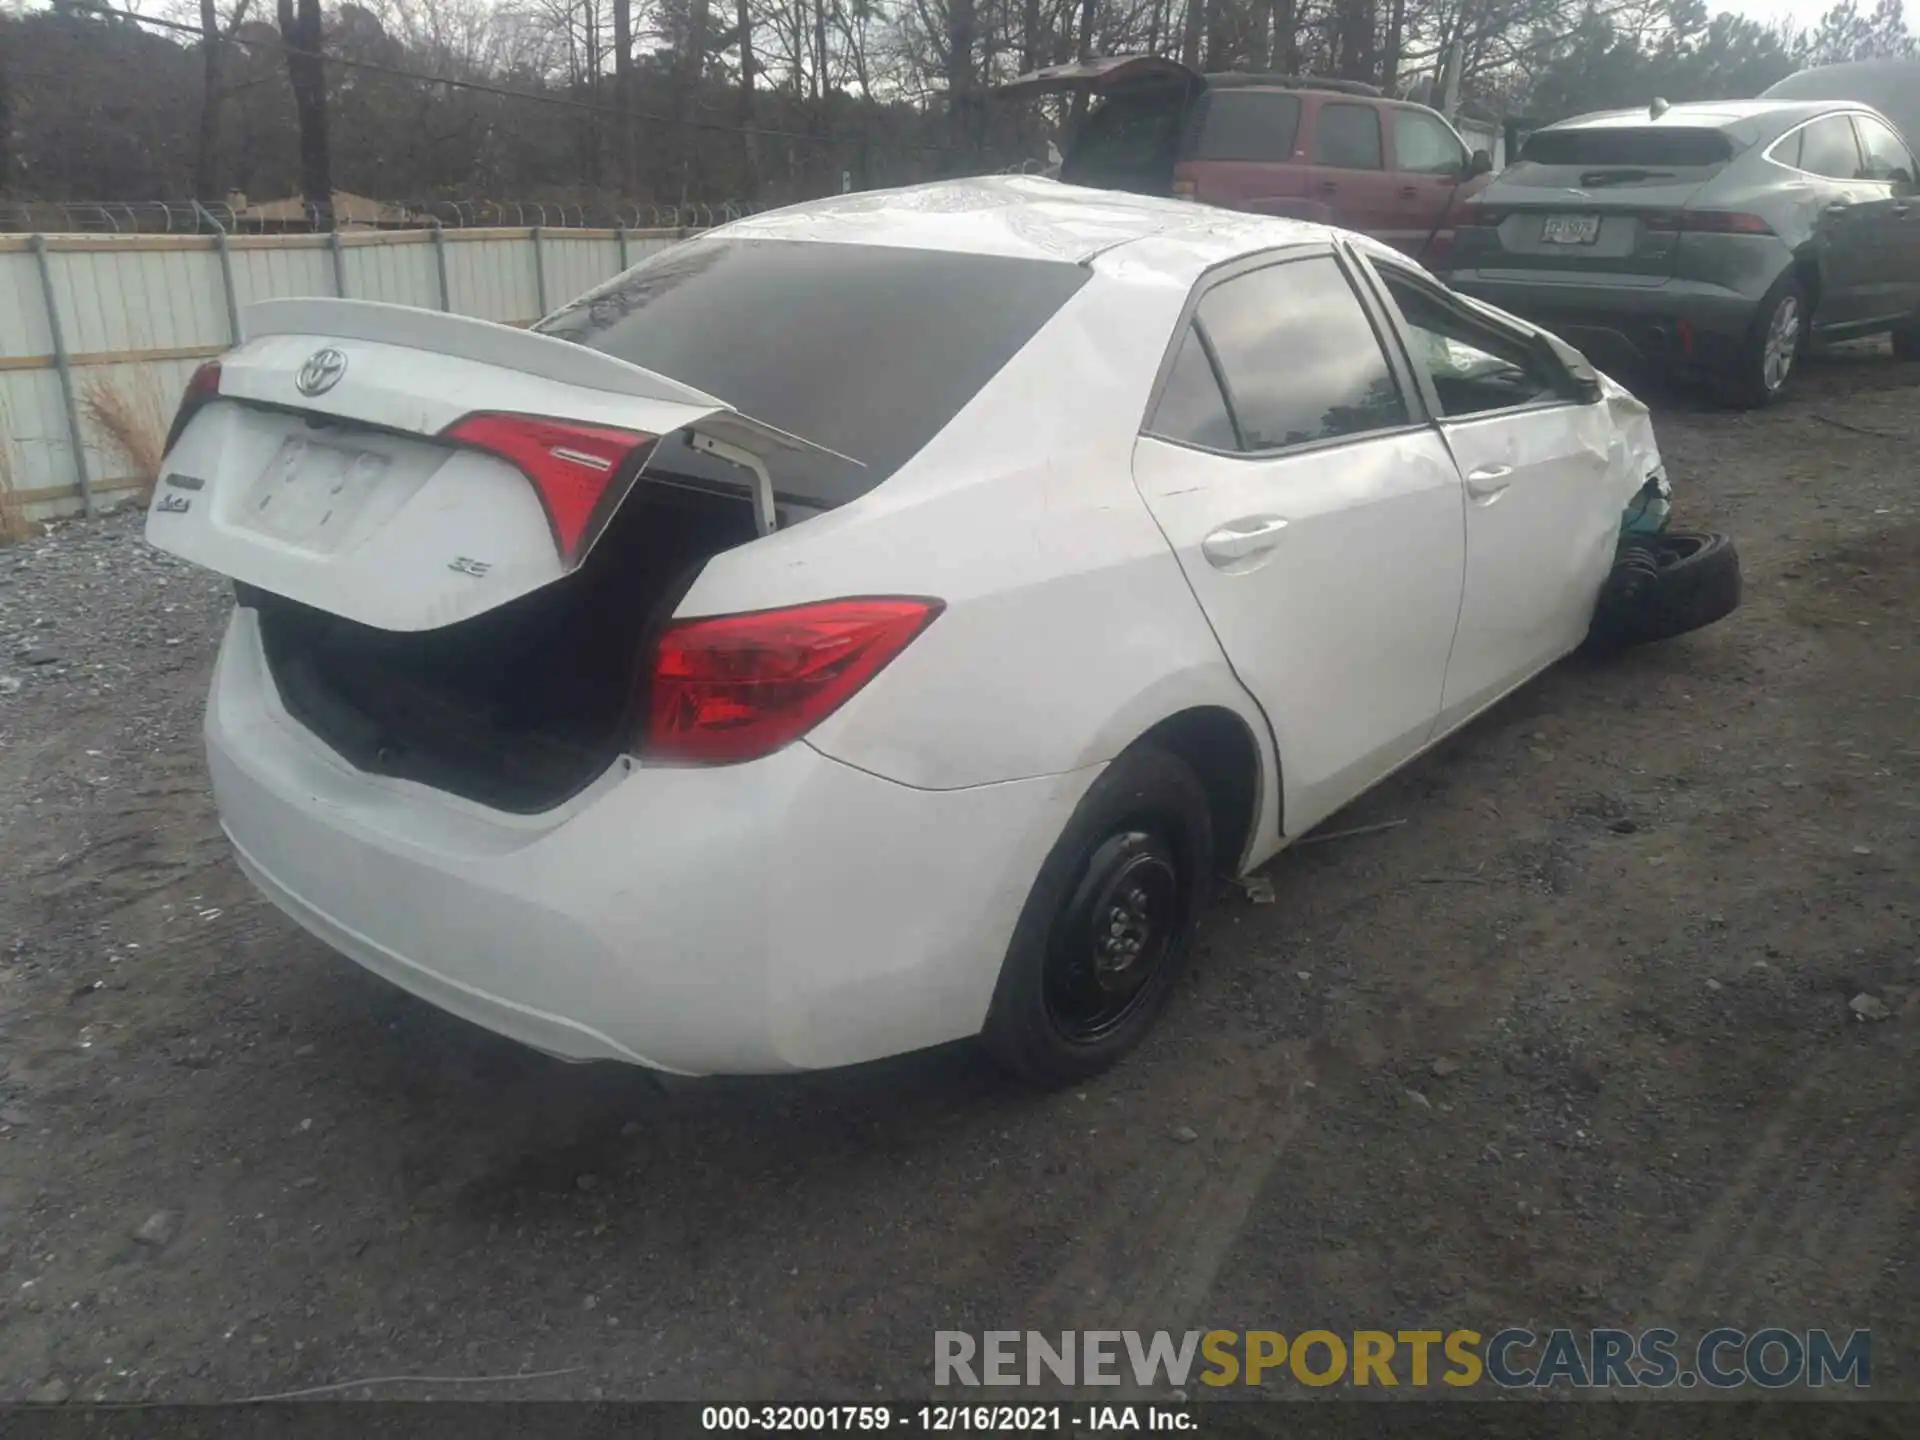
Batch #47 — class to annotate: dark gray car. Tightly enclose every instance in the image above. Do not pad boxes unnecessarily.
[1441,99,1920,406]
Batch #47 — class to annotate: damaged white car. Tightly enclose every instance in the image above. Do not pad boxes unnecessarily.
[146,177,1739,1085]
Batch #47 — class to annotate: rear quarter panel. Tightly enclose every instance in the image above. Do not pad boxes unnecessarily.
[673,268,1280,838]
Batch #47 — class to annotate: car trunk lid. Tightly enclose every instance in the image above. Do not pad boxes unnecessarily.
[148,298,852,633]
[995,53,1202,101]
[997,55,1202,195]
[1460,125,1737,283]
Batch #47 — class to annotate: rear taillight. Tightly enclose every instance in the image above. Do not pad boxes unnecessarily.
[644,597,943,765]
[1642,210,1773,236]
[1465,208,1504,226]
[164,360,222,454]
[1171,178,1197,200]
[441,412,658,567]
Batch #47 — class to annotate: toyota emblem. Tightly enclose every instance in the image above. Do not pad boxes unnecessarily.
[296,348,348,396]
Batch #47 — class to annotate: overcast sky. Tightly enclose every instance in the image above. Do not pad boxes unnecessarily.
[1713,0,1908,29]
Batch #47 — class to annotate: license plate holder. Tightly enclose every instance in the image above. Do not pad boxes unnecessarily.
[248,437,390,550]
[1542,213,1601,246]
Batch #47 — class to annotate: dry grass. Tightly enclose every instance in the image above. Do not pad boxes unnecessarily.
[80,370,169,506]
[0,407,30,547]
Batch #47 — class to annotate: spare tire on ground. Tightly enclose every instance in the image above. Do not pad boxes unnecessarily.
[1587,531,1742,650]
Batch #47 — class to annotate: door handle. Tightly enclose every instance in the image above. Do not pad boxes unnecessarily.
[1202,516,1289,566]
[1399,184,1419,198]
[1314,180,1338,194]
[1825,200,1854,215]
[1894,202,1911,216]
[1465,464,1513,503]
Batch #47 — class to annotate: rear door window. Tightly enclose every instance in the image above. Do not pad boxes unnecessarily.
[1797,115,1864,179]
[1189,90,1303,162]
[1192,255,1409,451]
[1853,114,1917,191]
[1393,109,1467,174]
[1146,328,1239,450]
[537,238,1089,508]
[1314,103,1385,170]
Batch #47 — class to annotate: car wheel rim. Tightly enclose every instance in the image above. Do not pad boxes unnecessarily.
[1044,831,1181,1044]
[1762,295,1800,391]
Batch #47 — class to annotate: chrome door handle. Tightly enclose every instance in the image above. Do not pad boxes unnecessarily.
[1202,516,1289,566]
[1465,465,1513,502]
[1894,202,1911,216]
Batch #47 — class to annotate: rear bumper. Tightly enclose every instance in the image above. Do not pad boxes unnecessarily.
[205,609,1095,1074]
[1442,270,1770,372]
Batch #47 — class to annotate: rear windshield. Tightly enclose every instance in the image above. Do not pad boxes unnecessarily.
[538,238,1089,508]
[1518,127,1734,167]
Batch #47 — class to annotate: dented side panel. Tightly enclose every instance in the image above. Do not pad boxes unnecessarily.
[1432,398,1637,733]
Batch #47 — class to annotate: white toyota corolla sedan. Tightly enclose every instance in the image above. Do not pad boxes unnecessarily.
[148,176,1728,1085]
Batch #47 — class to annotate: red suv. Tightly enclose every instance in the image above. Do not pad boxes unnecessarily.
[1000,56,1496,264]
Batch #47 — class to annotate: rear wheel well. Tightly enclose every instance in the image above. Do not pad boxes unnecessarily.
[1135,708,1264,876]
[1792,256,1822,317]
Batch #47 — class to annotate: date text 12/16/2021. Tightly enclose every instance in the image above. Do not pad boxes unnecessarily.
[701,1406,1191,1432]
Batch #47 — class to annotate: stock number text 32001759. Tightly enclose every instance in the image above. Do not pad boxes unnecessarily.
[701,1405,1080,1432]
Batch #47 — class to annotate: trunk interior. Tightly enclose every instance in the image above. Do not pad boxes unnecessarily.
[248,478,759,814]
[1059,80,1194,194]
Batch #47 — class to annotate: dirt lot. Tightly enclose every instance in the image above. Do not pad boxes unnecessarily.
[0,348,1916,1405]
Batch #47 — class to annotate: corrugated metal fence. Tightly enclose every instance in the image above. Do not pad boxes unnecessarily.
[0,225,691,520]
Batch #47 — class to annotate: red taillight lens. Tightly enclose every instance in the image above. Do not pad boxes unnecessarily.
[1642,209,1773,235]
[1171,178,1198,200]
[164,360,222,454]
[645,597,943,765]
[442,412,658,567]
[1466,207,1504,226]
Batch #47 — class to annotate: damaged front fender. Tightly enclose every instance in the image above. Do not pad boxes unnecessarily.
[1597,369,1671,538]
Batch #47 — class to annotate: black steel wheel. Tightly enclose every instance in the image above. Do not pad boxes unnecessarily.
[1042,830,1183,1044]
[983,746,1212,1086]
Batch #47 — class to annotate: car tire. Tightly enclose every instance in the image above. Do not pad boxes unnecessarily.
[1586,531,1742,650]
[1893,324,1920,361]
[1717,275,1807,409]
[981,745,1213,1087]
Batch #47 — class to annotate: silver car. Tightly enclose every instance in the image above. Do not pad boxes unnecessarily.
[1442,99,1920,406]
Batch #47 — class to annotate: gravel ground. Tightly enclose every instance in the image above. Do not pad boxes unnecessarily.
[1,348,1916,1406]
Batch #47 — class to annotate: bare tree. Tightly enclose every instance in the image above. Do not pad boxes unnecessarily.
[0,39,12,198]
[276,0,333,226]
[613,0,633,192]
[1332,0,1376,79]
[736,0,760,196]
[676,0,711,199]
[195,0,253,200]
[1067,0,1096,127]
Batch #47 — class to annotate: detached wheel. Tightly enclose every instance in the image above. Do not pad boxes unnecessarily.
[1717,275,1805,408]
[1588,531,1742,649]
[982,746,1212,1087]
